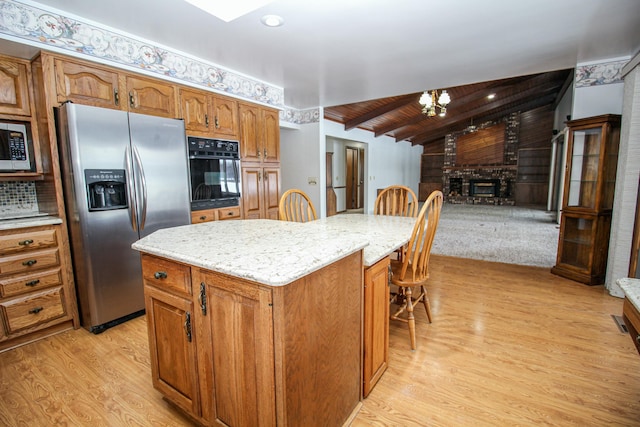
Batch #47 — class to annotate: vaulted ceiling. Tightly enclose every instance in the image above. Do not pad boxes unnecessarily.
[324,68,573,148]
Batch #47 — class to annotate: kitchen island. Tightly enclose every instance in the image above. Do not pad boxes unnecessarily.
[132,215,417,426]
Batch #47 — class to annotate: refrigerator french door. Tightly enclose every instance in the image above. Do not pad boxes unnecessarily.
[57,103,191,333]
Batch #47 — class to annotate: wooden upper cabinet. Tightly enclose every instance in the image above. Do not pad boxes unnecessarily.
[179,88,238,139]
[211,95,238,139]
[0,55,31,116]
[126,75,177,118]
[53,58,121,109]
[262,107,280,164]
[239,103,280,164]
[180,88,209,133]
[239,103,260,162]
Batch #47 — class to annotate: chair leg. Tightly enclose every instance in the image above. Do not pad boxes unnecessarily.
[406,286,416,350]
[421,285,432,323]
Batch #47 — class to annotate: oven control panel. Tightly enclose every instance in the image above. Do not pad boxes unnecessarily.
[188,137,238,157]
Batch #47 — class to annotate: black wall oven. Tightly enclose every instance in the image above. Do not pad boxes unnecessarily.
[187,136,241,211]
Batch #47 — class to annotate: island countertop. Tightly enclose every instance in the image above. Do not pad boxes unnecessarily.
[308,214,416,266]
[132,219,369,286]
[133,214,418,286]
[618,277,640,313]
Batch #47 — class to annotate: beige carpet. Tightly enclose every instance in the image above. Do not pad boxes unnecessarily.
[431,204,560,268]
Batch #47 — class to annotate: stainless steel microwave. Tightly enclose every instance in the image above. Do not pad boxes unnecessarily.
[0,122,31,171]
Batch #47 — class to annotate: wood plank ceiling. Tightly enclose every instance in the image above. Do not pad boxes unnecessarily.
[324,69,573,148]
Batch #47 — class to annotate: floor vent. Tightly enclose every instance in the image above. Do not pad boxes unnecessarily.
[612,314,628,334]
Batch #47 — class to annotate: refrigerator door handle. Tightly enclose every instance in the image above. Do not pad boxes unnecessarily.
[132,146,148,231]
[124,146,138,232]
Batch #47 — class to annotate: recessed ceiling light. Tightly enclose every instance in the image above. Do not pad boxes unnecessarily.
[183,0,275,22]
[487,93,496,99]
[261,14,284,27]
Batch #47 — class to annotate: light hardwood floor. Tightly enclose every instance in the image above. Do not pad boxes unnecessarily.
[1,255,639,426]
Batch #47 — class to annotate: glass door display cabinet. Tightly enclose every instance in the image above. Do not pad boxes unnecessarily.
[552,114,621,285]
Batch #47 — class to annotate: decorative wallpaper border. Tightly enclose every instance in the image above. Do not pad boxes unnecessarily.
[575,59,628,88]
[279,107,321,125]
[0,0,285,107]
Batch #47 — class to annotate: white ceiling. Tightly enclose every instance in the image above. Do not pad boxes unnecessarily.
[7,0,640,109]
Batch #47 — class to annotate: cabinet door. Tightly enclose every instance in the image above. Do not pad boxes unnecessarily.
[263,166,281,220]
[54,58,121,109]
[126,75,177,118]
[180,88,211,133]
[211,96,239,139]
[197,271,276,427]
[262,108,280,164]
[241,166,263,219]
[144,284,201,417]
[0,56,31,116]
[363,256,389,397]
[239,103,260,162]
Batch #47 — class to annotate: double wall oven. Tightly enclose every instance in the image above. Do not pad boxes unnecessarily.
[187,136,241,211]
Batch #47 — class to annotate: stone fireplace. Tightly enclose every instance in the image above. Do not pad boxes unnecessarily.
[442,114,518,205]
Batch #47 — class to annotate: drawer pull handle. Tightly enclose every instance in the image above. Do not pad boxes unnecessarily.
[154,271,167,280]
[29,306,43,314]
[22,260,37,267]
[636,335,640,345]
[25,279,40,287]
[200,216,207,220]
[19,239,34,246]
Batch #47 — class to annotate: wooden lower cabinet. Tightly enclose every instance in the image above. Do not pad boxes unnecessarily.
[0,224,77,352]
[363,256,390,397]
[140,250,363,426]
[241,165,280,219]
[623,298,640,356]
[191,206,242,224]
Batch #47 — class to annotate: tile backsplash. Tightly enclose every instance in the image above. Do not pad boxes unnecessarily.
[0,181,39,216]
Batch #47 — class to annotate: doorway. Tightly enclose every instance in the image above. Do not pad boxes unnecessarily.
[346,147,364,210]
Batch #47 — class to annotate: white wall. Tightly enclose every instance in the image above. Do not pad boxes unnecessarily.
[606,57,640,296]
[573,83,624,119]
[280,121,323,214]
[324,120,422,214]
[279,118,422,217]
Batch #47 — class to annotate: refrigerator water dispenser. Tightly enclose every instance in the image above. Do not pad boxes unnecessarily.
[85,169,127,211]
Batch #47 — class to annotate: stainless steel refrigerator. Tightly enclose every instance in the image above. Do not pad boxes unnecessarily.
[56,103,191,333]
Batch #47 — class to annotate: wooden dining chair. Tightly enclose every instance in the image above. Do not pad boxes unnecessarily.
[374,185,419,218]
[389,190,443,350]
[278,189,318,222]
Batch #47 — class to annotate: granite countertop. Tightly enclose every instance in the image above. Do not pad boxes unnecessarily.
[309,214,416,266]
[0,215,63,231]
[618,277,640,313]
[132,219,370,287]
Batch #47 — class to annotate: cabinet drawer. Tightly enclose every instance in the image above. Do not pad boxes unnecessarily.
[0,229,57,255]
[191,209,214,224]
[0,248,60,276]
[141,255,191,296]
[218,206,241,220]
[0,268,62,298]
[1,286,66,334]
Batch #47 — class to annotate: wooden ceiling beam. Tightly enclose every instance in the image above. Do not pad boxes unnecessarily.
[394,79,564,142]
[383,73,556,140]
[344,94,417,130]
[410,93,558,146]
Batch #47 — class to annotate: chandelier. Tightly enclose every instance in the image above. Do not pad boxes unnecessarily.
[419,89,451,117]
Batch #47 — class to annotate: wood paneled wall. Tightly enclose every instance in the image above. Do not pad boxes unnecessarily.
[419,106,554,206]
